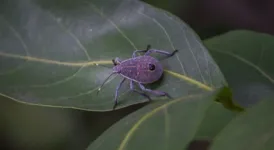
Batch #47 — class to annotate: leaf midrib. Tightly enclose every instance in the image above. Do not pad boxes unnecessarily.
[0,51,213,91]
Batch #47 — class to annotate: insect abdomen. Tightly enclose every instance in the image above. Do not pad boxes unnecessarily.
[117,56,163,84]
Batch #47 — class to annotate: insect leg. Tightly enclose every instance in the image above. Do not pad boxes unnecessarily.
[144,49,178,57]
[146,45,151,50]
[138,83,172,99]
[132,50,148,58]
[131,45,151,58]
[113,77,126,110]
[112,57,122,66]
[130,81,152,101]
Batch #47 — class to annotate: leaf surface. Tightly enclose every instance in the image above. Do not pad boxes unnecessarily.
[87,89,236,150]
[205,30,274,107]
[210,98,274,150]
[0,0,225,111]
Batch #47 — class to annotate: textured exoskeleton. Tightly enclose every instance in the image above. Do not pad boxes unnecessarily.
[98,45,178,109]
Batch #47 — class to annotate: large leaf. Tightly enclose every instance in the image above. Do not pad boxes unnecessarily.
[87,89,237,150]
[210,98,274,150]
[205,30,274,107]
[0,0,225,111]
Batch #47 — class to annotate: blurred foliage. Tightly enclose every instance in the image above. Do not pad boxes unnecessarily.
[141,0,190,15]
[141,0,231,39]
[205,30,274,107]
[0,96,145,150]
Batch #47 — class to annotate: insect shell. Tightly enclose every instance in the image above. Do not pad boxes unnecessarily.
[97,45,178,110]
[113,55,163,84]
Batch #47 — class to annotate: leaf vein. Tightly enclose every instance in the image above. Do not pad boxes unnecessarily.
[257,44,265,66]
[0,51,212,90]
[56,74,117,101]
[0,51,112,66]
[48,13,91,60]
[88,1,138,50]
[0,92,114,112]
[195,37,213,87]
[163,14,208,85]
[138,12,187,75]
[164,70,213,91]
[28,65,87,88]
[182,28,206,85]
[164,107,170,150]
[0,16,30,75]
[118,94,203,150]
[211,49,274,84]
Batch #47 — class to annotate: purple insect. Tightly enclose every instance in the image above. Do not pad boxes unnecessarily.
[98,45,178,110]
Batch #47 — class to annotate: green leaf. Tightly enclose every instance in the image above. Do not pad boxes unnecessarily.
[0,0,225,111]
[210,98,274,150]
[87,89,237,150]
[205,30,274,107]
[215,86,244,112]
[194,99,238,139]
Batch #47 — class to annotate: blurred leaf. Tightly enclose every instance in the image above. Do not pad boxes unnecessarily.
[0,0,225,111]
[141,0,191,15]
[205,30,274,107]
[194,100,238,139]
[215,86,244,112]
[87,88,237,150]
[210,98,274,150]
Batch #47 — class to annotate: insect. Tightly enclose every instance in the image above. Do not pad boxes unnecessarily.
[97,45,178,110]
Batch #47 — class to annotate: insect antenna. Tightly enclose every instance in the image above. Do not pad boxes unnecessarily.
[97,72,117,95]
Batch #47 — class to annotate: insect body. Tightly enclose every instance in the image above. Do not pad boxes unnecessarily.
[98,45,178,110]
[113,55,163,84]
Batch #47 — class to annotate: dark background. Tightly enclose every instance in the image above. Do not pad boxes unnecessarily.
[1,0,274,149]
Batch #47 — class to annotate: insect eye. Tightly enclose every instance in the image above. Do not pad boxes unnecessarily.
[148,64,155,71]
